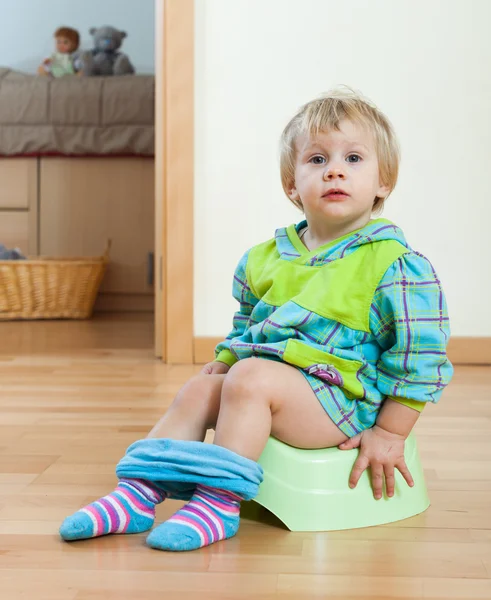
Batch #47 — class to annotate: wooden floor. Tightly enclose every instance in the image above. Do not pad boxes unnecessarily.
[1,314,490,599]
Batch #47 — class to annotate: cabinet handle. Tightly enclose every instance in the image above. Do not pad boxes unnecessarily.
[147,252,154,286]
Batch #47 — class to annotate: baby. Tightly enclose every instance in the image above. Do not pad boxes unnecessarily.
[60,88,453,552]
[38,27,80,77]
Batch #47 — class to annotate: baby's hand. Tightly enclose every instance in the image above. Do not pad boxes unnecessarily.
[201,361,230,375]
[338,425,414,499]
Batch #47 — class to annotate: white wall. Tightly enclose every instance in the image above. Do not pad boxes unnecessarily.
[1,0,155,74]
[195,0,491,338]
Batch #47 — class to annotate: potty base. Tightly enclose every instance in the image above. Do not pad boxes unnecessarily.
[250,433,429,532]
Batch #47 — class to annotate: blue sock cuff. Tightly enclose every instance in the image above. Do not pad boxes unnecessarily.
[115,439,264,501]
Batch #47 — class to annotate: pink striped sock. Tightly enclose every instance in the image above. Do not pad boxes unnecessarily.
[146,484,242,552]
[59,478,166,541]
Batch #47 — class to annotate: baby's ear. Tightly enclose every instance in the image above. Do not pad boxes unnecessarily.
[288,186,300,202]
[377,178,390,199]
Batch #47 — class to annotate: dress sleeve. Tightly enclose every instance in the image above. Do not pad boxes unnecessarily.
[369,251,454,410]
[215,250,260,367]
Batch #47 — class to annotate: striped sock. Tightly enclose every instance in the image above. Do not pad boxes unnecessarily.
[146,484,241,552]
[59,478,166,541]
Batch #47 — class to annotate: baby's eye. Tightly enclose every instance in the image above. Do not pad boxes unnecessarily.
[347,154,361,163]
[310,155,326,165]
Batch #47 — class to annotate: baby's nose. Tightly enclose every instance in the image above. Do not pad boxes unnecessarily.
[324,166,346,180]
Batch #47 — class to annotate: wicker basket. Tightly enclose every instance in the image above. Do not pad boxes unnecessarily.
[0,242,110,320]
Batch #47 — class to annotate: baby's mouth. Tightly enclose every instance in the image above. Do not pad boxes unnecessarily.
[322,189,349,199]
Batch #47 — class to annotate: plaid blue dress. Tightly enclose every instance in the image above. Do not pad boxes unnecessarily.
[216,219,453,436]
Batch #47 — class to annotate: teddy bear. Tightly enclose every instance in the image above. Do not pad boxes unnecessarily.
[79,26,135,76]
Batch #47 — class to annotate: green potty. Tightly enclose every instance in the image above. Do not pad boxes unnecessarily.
[252,432,429,531]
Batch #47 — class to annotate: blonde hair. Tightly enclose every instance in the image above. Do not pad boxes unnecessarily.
[280,87,400,213]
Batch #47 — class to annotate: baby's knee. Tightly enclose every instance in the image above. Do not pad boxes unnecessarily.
[174,374,218,411]
[223,358,270,399]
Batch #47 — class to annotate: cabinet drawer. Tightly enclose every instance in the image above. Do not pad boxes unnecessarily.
[0,211,29,254]
[0,159,37,209]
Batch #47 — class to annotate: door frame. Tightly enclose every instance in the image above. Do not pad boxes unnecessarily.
[155,0,195,363]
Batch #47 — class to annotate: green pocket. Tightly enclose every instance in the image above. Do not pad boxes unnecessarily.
[283,339,365,400]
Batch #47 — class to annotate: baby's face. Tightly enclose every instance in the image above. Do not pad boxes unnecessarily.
[288,119,389,230]
[56,37,75,54]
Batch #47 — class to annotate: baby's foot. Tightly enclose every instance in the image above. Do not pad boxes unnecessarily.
[146,484,241,552]
[59,479,165,541]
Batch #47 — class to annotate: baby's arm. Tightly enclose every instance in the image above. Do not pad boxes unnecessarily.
[340,252,453,498]
[205,249,259,373]
[376,396,420,437]
[372,252,453,407]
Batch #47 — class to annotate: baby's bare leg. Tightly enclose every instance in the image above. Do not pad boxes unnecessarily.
[213,358,348,460]
[147,373,226,441]
[145,358,349,552]
[59,373,225,542]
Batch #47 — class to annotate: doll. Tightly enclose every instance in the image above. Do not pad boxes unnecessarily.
[38,27,80,77]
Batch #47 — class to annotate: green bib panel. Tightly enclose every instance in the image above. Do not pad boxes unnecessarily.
[248,239,409,333]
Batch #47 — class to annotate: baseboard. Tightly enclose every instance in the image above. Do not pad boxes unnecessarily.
[194,337,223,364]
[94,293,154,313]
[446,337,491,365]
[193,336,491,366]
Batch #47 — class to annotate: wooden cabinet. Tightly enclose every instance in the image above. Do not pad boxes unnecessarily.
[0,156,154,312]
[39,157,155,311]
[0,159,38,255]
[0,159,37,209]
[0,212,29,254]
